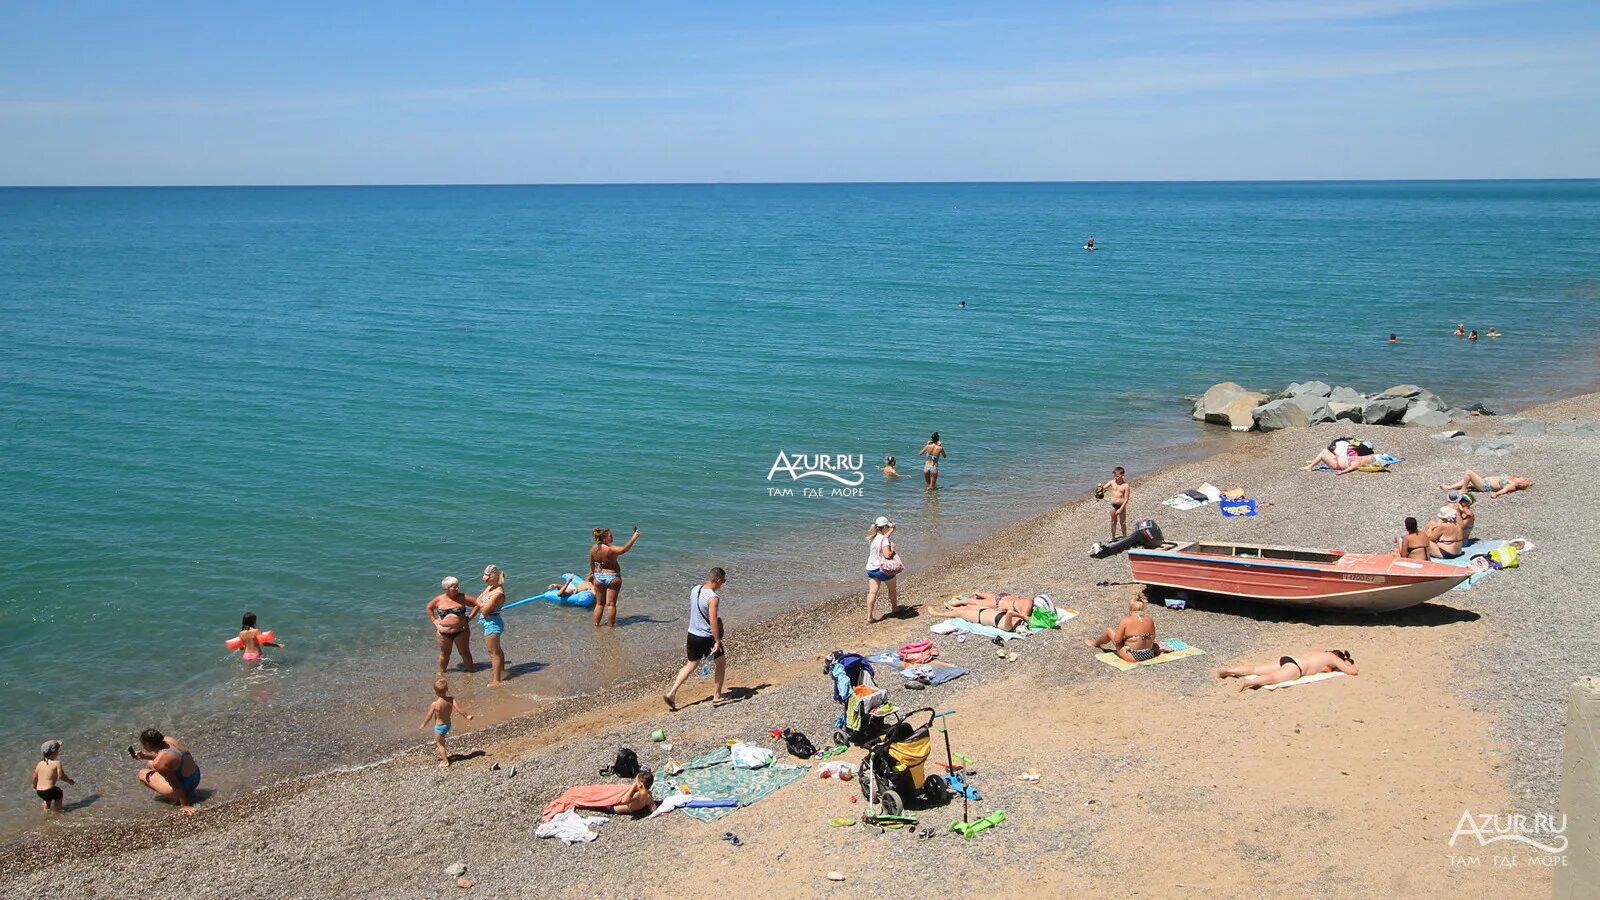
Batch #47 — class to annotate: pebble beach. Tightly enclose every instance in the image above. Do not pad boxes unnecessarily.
[5,388,1595,900]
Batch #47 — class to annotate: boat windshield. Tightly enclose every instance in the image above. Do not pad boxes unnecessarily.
[1189,543,1343,565]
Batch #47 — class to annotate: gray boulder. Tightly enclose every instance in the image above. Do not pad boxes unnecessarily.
[1374,384,1427,400]
[1253,398,1312,431]
[1196,382,1247,424]
[1220,391,1269,431]
[1284,380,1332,399]
[1328,402,1363,422]
[1403,408,1452,428]
[1328,386,1364,405]
[1507,419,1547,436]
[1362,395,1410,426]
[1284,392,1333,424]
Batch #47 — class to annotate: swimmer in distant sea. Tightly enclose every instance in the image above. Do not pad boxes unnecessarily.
[1469,329,1479,342]
[1388,333,1399,344]
[1085,235,1096,251]
[1488,327,1501,338]
[957,300,966,309]
[882,455,899,478]
[1454,323,1466,337]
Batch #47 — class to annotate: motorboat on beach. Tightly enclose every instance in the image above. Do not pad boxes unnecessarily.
[1126,541,1471,612]
[1089,519,1471,612]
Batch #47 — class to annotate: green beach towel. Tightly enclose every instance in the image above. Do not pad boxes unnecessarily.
[1096,640,1206,672]
[652,746,808,822]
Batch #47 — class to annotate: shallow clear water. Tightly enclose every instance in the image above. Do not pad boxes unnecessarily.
[3,180,1598,830]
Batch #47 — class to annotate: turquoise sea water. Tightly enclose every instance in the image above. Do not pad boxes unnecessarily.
[3,181,1599,831]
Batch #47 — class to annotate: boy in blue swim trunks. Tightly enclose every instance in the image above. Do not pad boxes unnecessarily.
[421,678,473,768]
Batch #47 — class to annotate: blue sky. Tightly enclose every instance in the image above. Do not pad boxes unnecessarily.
[1,1,1596,184]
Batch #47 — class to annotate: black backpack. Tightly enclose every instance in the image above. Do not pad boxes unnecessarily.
[601,747,640,778]
[784,729,817,759]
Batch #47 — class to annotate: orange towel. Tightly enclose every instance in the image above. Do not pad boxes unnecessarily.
[542,783,635,821]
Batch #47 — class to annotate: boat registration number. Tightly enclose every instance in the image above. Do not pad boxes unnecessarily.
[1341,574,1386,584]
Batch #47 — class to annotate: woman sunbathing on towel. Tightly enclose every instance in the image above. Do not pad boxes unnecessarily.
[1216,649,1358,692]
[1439,469,1532,499]
[1300,441,1375,473]
[943,592,1048,631]
[1083,595,1163,662]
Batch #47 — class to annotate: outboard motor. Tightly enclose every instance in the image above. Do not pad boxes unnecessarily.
[1089,518,1164,559]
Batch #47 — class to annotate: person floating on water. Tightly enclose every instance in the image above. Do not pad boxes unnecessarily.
[957,300,966,309]
[1488,327,1501,338]
[919,432,946,489]
[1387,333,1399,344]
[1085,235,1096,251]
[1453,323,1465,337]
[1098,466,1131,540]
[1468,329,1479,342]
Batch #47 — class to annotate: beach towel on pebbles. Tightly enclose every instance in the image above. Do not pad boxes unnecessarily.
[535,811,609,844]
[898,662,969,686]
[1261,671,1347,691]
[930,618,1025,641]
[651,746,808,822]
[1096,640,1206,671]
[542,783,635,821]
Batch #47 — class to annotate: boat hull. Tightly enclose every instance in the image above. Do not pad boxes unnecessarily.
[1127,546,1472,612]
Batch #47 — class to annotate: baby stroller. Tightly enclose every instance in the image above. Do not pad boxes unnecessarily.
[824,650,888,747]
[861,707,948,814]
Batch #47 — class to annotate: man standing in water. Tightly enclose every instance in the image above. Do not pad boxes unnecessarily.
[664,567,729,710]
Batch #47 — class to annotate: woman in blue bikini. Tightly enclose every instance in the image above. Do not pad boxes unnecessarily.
[919,432,946,489]
[477,564,508,687]
[589,526,640,627]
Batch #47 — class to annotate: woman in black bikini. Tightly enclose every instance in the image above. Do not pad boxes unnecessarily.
[943,592,1047,631]
[1083,595,1162,662]
[1217,649,1358,692]
[427,576,477,675]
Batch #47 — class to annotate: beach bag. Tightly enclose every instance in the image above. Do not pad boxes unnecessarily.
[898,639,937,664]
[730,742,775,770]
[602,747,640,778]
[878,544,906,576]
[1489,544,1520,569]
[784,729,817,759]
[1028,604,1061,630]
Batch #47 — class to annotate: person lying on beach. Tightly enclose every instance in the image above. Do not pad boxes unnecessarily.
[605,771,657,816]
[1440,470,1532,499]
[1396,517,1429,561]
[33,740,75,813]
[1300,441,1375,473]
[420,678,473,768]
[1217,649,1357,691]
[1425,506,1466,559]
[131,729,200,815]
[943,592,1046,631]
[1083,595,1163,662]
[542,771,657,821]
[234,611,283,663]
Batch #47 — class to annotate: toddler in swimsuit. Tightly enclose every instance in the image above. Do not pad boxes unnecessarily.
[420,678,473,768]
[33,740,76,813]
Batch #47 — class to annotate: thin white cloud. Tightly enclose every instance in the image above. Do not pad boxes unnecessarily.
[1153,0,1536,24]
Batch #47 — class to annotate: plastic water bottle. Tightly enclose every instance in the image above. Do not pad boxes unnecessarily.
[698,660,712,678]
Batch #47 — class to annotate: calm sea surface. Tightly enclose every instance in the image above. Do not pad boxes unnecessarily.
[3,181,1598,831]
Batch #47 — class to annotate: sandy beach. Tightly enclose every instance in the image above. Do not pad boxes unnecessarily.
[5,390,1595,899]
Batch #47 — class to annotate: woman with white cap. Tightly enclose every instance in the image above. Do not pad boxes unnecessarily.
[1425,505,1466,559]
[865,516,902,622]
